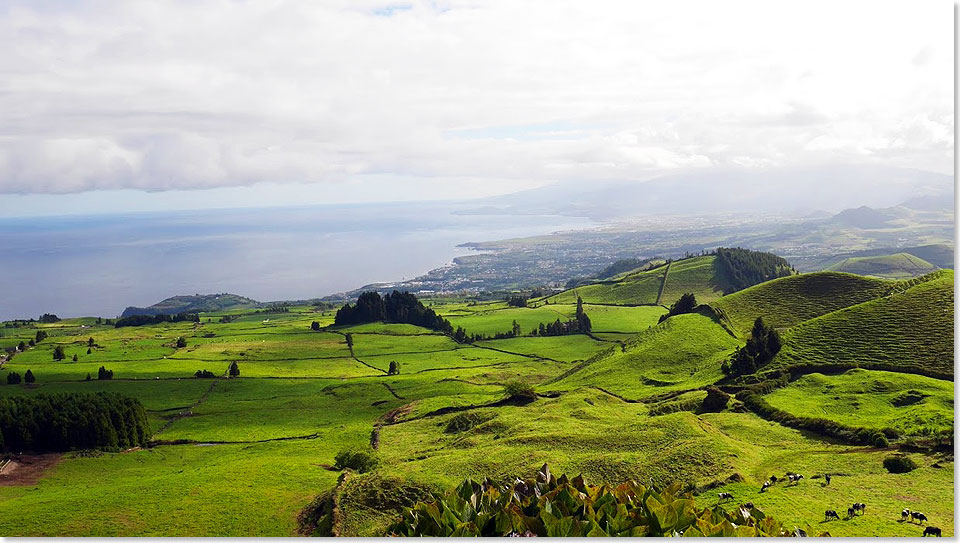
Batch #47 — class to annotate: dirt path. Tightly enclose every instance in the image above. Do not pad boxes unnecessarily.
[0,453,63,486]
[153,378,219,436]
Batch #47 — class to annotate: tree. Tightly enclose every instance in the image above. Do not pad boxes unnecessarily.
[28,339,35,347]
[53,345,66,361]
[175,337,187,348]
[576,296,584,318]
[311,321,321,331]
[88,337,95,347]
[24,369,35,384]
[6,372,21,385]
[98,366,114,380]
[229,361,240,378]
[85,373,92,381]
[345,333,354,348]
[388,361,400,375]
[72,354,78,362]
[87,348,92,355]
[36,330,48,343]
[17,341,25,351]
[511,320,521,337]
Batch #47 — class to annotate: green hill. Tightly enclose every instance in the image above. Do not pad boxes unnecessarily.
[771,270,954,377]
[120,293,260,318]
[545,312,740,399]
[826,252,937,279]
[711,272,892,335]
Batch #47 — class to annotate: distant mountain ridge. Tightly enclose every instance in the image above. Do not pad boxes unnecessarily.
[120,293,260,318]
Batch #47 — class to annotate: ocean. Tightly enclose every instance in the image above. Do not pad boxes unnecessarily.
[0,202,594,320]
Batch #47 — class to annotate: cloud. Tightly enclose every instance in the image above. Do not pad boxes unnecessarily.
[0,0,952,195]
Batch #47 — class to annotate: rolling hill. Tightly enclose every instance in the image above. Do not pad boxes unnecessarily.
[120,293,260,318]
[771,269,954,378]
[826,252,937,279]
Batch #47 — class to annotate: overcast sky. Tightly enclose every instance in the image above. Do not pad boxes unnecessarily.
[0,0,953,216]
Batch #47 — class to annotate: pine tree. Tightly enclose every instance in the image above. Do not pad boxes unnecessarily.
[53,345,66,361]
[229,361,240,378]
[24,369,35,384]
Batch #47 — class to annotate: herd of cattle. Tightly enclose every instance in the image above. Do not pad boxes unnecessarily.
[716,472,943,536]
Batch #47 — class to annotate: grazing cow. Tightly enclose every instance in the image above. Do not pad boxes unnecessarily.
[903,509,912,522]
[794,527,808,537]
[743,502,754,510]
[769,475,778,484]
[847,507,856,519]
[912,512,928,524]
[718,492,734,502]
[824,474,831,486]
[923,526,942,537]
[853,503,865,515]
[825,510,840,521]
[761,481,771,493]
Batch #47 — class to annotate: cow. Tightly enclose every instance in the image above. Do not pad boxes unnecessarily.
[761,481,771,493]
[847,507,856,519]
[769,475,778,484]
[923,526,942,537]
[853,503,865,515]
[743,502,754,510]
[912,512,928,524]
[824,473,831,486]
[794,527,808,537]
[718,492,734,502]
[825,510,840,521]
[902,509,912,522]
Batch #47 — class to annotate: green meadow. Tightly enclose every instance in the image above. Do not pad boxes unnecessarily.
[0,262,953,537]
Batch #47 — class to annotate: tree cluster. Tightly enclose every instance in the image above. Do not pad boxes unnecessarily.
[194,369,217,378]
[658,293,698,323]
[506,295,527,308]
[723,318,781,377]
[114,312,199,328]
[715,247,793,292]
[228,361,240,378]
[334,291,453,334]
[0,392,149,452]
[98,366,114,380]
[35,331,48,343]
[38,314,60,323]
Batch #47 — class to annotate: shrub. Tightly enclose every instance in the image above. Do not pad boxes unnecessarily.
[6,372,21,385]
[503,381,536,401]
[334,448,379,473]
[388,464,811,536]
[24,370,35,384]
[195,369,217,378]
[175,337,188,348]
[228,361,240,378]
[444,412,493,434]
[883,454,918,474]
[53,346,66,361]
[872,432,890,448]
[700,387,730,412]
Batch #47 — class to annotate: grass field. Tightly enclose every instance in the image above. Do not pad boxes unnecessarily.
[0,265,953,536]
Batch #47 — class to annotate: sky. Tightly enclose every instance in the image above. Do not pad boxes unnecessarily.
[0,0,953,216]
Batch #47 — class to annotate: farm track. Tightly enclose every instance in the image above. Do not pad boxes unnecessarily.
[655,261,672,305]
[153,377,219,436]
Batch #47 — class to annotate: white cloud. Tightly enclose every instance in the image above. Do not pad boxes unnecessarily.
[0,0,952,197]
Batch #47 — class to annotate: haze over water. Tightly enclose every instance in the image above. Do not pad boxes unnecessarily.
[0,202,594,321]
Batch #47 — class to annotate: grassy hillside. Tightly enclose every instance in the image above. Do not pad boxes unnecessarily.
[826,252,937,279]
[772,270,954,377]
[764,369,953,437]
[711,272,892,335]
[545,313,740,399]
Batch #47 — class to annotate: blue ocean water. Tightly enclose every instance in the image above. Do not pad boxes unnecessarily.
[0,202,593,320]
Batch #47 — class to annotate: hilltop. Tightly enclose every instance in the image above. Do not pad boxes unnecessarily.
[548,248,793,306]
[826,252,937,279]
[120,293,260,318]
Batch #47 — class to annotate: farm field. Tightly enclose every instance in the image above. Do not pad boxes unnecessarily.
[0,265,953,537]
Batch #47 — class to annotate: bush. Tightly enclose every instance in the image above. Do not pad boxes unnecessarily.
[883,454,918,474]
[334,448,380,473]
[444,412,493,434]
[53,346,66,361]
[503,381,536,401]
[195,369,217,378]
[175,337,188,348]
[6,372,21,385]
[388,464,811,536]
[700,387,730,412]
[24,370,35,384]
[872,432,890,448]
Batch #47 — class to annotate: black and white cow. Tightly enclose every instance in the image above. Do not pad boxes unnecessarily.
[825,510,840,521]
[718,492,734,502]
[912,512,928,524]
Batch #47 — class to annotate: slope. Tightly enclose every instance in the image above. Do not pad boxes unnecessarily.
[771,270,954,378]
[826,252,937,279]
[710,272,892,336]
[121,293,260,318]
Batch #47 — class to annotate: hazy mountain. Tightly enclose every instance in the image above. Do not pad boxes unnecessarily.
[454,164,952,220]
